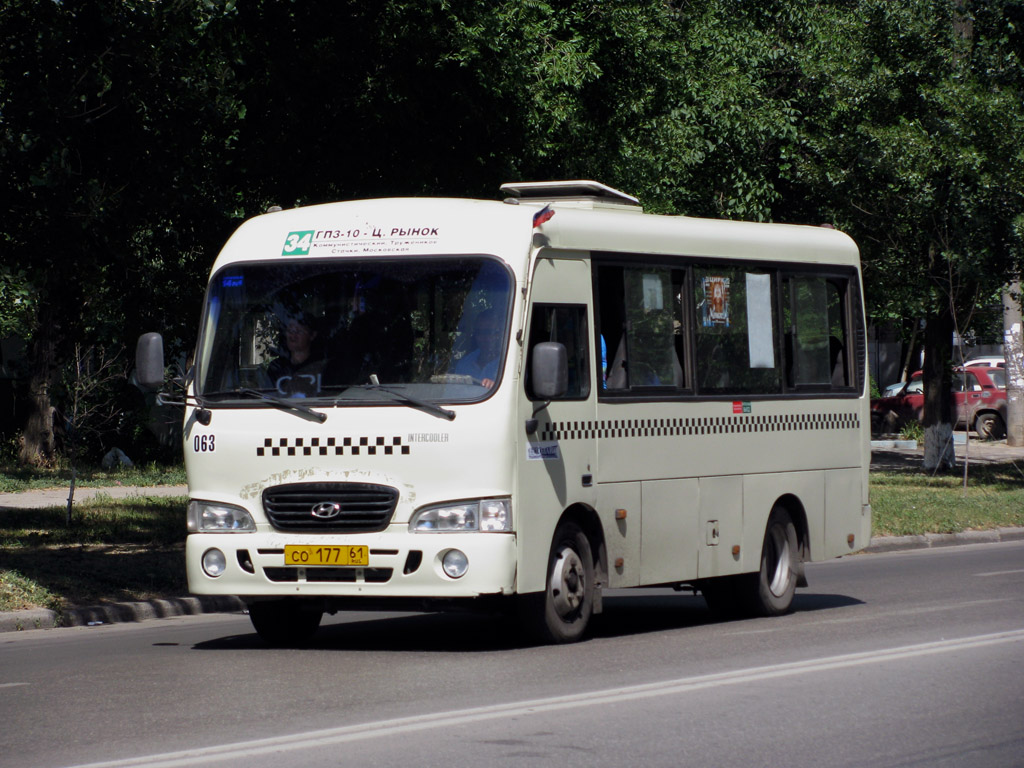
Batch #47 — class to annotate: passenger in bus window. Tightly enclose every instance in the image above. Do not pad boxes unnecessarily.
[268,315,325,397]
[452,309,501,387]
[830,336,847,387]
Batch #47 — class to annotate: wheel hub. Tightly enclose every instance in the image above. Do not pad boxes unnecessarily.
[765,524,792,597]
[550,546,586,618]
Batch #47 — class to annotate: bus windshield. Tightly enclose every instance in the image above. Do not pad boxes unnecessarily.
[195,256,513,404]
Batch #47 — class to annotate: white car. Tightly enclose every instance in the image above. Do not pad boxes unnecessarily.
[964,356,1005,368]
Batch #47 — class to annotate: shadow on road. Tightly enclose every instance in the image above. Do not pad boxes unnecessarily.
[793,592,865,612]
[190,589,864,653]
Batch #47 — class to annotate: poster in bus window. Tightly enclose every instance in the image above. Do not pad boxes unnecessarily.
[702,276,730,327]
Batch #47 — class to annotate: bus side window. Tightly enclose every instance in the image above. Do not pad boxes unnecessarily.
[597,265,627,389]
[783,275,852,390]
[597,264,684,391]
[526,304,590,400]
[694,267,782,395]
[623,267,677,387]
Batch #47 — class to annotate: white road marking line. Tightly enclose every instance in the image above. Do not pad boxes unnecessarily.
[975,569,1024,577]
[64,628,1024,768]
[0,682,28,689]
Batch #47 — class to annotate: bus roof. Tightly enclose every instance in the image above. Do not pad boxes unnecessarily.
[210,191,860,277]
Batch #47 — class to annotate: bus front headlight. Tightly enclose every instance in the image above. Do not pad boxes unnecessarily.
[410,498,512,533]
[188,500,256,532]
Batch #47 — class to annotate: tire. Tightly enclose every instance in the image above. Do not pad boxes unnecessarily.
[975,412,1006,440]
[526,521,595,644]
[740,506,799,617]
[248,600,323,647]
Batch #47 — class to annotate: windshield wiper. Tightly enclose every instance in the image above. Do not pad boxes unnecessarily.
[210,388,327,423]
[341,377,456,421]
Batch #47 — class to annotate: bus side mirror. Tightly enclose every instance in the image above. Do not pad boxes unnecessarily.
[531,341,568,400]
[135,332,166,392]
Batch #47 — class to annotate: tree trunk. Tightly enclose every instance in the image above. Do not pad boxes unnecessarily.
[1004,282,1024,446]
[900,318,921,383]
[18,319,58,466]
[922,307,955,471]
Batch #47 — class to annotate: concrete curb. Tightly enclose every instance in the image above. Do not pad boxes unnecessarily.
[864,526,1024,553]
[0,595,245,634]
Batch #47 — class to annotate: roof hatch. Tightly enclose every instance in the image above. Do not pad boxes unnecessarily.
[499,180,642,211]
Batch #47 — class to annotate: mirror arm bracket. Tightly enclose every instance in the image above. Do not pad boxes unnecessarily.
[524,399,552,435]
[156,392,213,425]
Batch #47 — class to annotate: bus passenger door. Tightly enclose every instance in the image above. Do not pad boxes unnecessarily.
[516,255,598,595]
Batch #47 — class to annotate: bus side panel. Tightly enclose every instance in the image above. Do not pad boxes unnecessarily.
[596,482,642,588]
[595,404,862,481]
[697,475,744,579]
[825,468,868,559]
[639,478,699,585]
[741,471,825,573]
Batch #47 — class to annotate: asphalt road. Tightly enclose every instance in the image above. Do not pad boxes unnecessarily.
[2,541,1023,768]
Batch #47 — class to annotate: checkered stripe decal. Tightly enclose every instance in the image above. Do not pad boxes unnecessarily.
[539,413,860,442]
[256,436,411,457]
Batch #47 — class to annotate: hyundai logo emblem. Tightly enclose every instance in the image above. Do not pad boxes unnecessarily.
[311,501,342,519]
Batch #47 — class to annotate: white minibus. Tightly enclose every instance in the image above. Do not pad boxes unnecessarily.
[137,180,871,645]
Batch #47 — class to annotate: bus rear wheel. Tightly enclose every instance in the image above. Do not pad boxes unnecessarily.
[527,521,594,644]
[743,506,798,616]
[248,599,323,647]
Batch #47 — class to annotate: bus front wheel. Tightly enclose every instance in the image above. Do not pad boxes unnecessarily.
[527,521,595,644]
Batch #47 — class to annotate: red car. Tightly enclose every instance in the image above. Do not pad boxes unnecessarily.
[871,366,1007,438]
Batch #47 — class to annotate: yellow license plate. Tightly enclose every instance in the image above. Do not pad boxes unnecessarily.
[283,545,369,567]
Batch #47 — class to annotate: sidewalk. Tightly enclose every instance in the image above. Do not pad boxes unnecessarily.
[870,437,1024,471]
[0,484,188,510]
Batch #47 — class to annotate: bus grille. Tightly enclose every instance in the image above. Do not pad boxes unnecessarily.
[262,482,398,532]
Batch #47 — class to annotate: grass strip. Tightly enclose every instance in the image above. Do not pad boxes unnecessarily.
[0,496,188,613]
[870,462,1024,536]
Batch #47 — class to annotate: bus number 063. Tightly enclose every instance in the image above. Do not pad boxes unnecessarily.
[194,435,215,453]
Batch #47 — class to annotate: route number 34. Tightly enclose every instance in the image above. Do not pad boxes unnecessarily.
[194,434,216,453]
[282,230,314,256]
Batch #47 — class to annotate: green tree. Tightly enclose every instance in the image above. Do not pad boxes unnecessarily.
[782,0,1024,468]
[4,0,1022,472]
[0,0,244,464]
[2,0,701,463]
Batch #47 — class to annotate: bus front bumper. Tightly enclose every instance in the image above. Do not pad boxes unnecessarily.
[185,529,518,599]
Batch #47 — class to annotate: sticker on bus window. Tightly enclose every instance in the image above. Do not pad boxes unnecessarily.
[702,276,730,327]
[642,273,665,310]
[745,272,776,369]
[527,442,561,461]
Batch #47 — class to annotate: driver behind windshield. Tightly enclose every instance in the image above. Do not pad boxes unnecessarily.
[268,315,325,397]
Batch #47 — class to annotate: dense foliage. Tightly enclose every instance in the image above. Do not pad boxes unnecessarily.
[1,0,1022,466]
